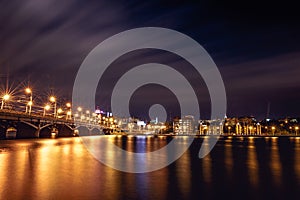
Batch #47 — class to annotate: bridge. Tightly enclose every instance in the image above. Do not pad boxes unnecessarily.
[0,109,104,139]
[0,86,115,139]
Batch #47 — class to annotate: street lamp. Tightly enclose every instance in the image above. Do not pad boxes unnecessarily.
[67,111,72,120]
[25,88,32,94]
[249,126,253,135]
[25,88,32,114]
[66,103,72,120]
[86,110,90,124]
[295,126,299,136]
[1,94,10,109]
[43,104,51,116]
[57,108,63,118]
[27,101,33,114]
[271,126,276,136]
[49,96,56,117]
[92,113,97,124]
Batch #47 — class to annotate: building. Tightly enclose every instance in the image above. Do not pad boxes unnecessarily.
[173,115,196,135]
[199,119,223,135]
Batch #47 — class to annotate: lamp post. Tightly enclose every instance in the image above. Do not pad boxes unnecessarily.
[67,111,72,120]
[1,94,10,109]
[77,107,82,114]
[66,103,71,120]
[249,126,253,135]
[43,104,50,116]
[295,126,299,136]
[49,96,56,117]
[77,107,82,121]
[102,116,106,126]
[57,108,63,118]
[25,88,32,114]
[92,113,97,125]
[271,126,276,136]
[80,114,85,122]
[27,101,33,114]
[74,113,79,121]
[86,110,90,125]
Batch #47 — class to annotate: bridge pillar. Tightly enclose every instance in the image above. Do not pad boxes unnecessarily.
[34,124,41,138]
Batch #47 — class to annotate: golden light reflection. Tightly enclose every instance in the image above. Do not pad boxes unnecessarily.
[175,146,191,199]
[146,136,152,152]
[0,153,13,199]
[292,137,300,182]
[127,136,134,152]
[0,150,28,199]
[0,138,121,199]
[270,138,282,187]
[224,139,233,178]
[247,141,259,188]
[202,142,212,183]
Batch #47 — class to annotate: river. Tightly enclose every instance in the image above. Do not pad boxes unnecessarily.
[1,136,300,199]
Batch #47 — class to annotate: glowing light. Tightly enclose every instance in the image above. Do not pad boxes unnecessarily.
[25,88,32,94]
[66,103,71,107]
[27,101,33,106]
[3,94,10,101]
[49,96,56,102]
[77,107,82,112]
[44,105,51,110]
[57,108,63,114]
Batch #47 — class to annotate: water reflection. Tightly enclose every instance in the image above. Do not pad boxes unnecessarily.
[1,136,300,199]
[247,137,259,188]
[202,141,212,184]
[293,137,300,181]
[175,143,191,199]
[224,137,233,178]
[269,137,282,187]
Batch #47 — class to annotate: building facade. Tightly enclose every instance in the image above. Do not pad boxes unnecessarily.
[173,115,196,135]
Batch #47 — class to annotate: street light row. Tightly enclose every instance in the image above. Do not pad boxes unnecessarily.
[1,87,117,127]
[1,88,72,119]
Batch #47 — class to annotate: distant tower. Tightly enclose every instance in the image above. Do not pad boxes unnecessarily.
[266,102,271,119]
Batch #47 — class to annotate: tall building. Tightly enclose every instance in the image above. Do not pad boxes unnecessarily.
[173,115,195,135]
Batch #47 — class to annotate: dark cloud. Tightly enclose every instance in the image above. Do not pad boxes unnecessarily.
[0,0,299,120]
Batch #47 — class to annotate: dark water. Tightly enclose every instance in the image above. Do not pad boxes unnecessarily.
[1,136,300,200]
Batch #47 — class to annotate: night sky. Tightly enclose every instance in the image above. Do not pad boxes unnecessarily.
[0,0,300,120]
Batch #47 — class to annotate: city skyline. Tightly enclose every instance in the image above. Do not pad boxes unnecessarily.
[1,1,300,200]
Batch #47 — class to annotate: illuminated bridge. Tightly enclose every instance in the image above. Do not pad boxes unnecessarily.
[0,109,105,139]
[0,86,114,139]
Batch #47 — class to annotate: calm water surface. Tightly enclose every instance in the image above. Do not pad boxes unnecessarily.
[1,136,300,200]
